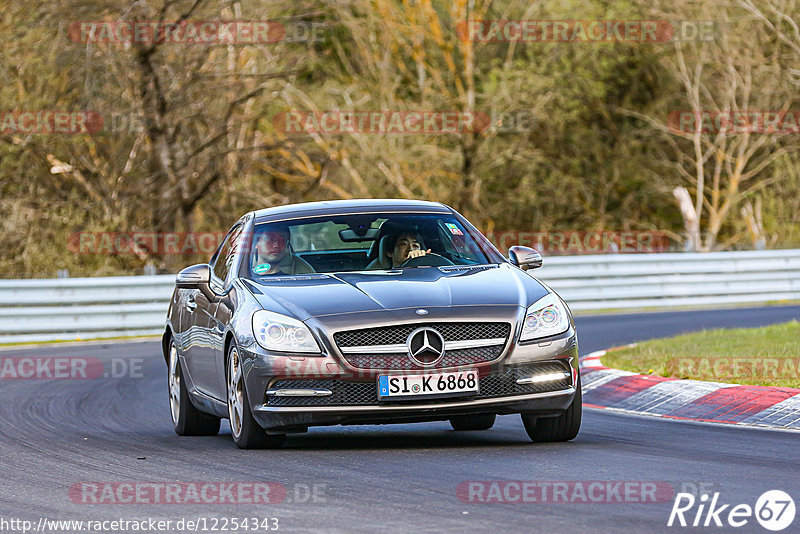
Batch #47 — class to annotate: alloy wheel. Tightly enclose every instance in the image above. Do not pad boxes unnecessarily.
[168,342,181,425]
[227,348,244,438]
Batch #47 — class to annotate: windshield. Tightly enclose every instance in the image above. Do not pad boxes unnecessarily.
[245,212,503,277]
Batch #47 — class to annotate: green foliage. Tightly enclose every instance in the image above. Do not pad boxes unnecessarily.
[604,320,800,388]
[0,0,798,277]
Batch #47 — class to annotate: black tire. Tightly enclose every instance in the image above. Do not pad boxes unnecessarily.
[168,338,221,436]
[522,375,582,442]
[227,344,286,450]
[449,414,496,431]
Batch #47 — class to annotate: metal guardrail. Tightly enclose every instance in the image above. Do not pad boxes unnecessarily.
[1,249,799,343]
[537,249,800,310]
[0,276,174,343]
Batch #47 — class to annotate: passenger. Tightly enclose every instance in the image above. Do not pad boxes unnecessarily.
[251,228,315,275]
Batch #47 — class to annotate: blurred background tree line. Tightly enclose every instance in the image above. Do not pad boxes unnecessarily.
[1,0,800,277]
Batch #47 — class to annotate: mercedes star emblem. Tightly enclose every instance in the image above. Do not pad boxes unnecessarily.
[407,327,445,366]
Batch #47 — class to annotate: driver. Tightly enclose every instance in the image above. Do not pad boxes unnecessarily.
[385,231,431,268]
[251,227,315,275]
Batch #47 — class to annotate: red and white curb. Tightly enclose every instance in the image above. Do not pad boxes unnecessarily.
[580,346,800,431]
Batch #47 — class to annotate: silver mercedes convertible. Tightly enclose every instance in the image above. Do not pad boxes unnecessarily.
[163,199,580,448]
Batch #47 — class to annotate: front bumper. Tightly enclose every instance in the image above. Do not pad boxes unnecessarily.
[252,387,575,433]
[240,306,579,433]
[241,336,578,433]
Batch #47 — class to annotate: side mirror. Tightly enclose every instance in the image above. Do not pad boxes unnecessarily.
[508,246,543,270]
[176,264,211,288]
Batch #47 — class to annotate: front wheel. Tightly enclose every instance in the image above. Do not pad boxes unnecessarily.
[168,338,220,436]
[227,344,286,449]
[521,375,582,442]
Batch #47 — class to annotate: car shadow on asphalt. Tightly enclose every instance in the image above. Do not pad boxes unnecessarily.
[211,419,592,451]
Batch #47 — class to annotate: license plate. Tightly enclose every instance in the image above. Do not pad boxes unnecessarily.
[377,370,479,400]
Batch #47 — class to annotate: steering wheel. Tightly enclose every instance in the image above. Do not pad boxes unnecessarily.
[399,252,455,268]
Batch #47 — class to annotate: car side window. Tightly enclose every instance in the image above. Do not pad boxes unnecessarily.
[212,225,243,283]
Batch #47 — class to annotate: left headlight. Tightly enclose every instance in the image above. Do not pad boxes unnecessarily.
[252,310,321,353]
[520,293,570,342]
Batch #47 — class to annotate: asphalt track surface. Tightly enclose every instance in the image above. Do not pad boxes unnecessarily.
[1,305,799,533]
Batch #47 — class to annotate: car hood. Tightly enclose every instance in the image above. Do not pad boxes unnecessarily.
[245,263,550,320]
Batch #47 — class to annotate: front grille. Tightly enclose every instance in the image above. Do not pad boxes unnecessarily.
[333,322,511,370]
[334,322,510,348]
[265,361,572,407]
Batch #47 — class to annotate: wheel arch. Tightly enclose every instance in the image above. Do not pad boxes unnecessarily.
[223,331,236,378]
[162,326,173,366]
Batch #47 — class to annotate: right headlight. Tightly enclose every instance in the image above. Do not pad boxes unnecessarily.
[252,310,321,353]
[519,293,570,341]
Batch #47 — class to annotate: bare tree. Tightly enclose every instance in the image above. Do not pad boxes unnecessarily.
[626,0,800,250]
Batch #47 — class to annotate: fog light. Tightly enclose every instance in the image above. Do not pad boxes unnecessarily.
[266,389,332,397]
[516,371,570,385]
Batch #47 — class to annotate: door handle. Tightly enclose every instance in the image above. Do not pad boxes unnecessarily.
[185,297,197,313]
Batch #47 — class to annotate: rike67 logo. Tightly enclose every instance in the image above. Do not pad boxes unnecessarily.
[668,490,795,531]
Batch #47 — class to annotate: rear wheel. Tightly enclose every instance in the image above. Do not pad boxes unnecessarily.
[227,344,286,449]
[522,375,582,442]
[449,414,496,431]
[168,339,220,436]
